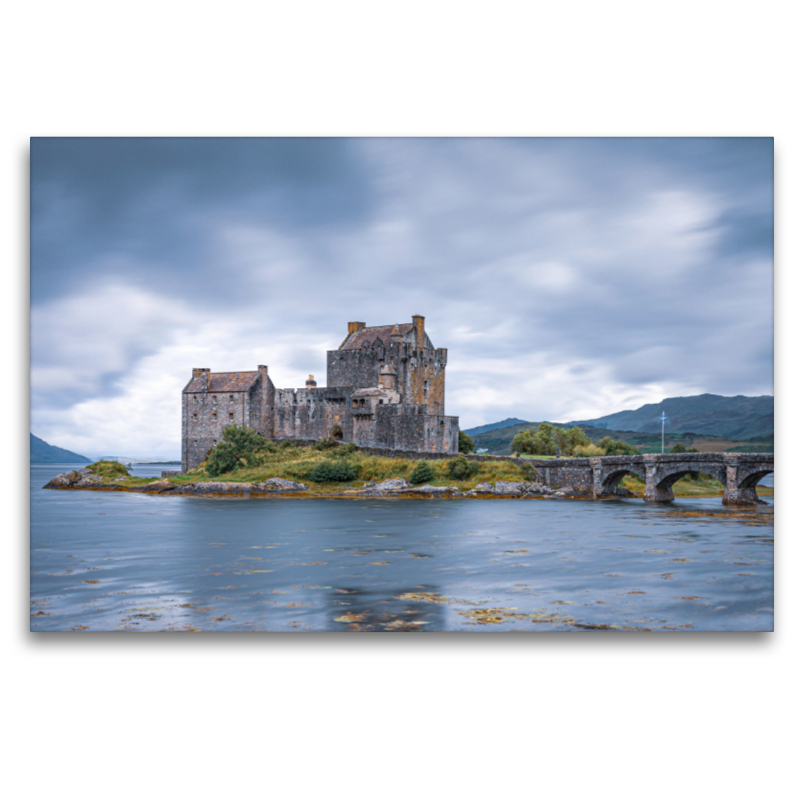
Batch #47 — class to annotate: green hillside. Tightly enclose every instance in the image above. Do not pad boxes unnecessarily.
[471,421,773,456]
[463,418,530,436]
[569,394,773,438]
[30,433,91,463]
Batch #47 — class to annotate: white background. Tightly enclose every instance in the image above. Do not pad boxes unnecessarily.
[4,2,797,799]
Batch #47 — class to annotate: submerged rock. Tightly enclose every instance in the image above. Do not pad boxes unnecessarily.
[403,484,460,496]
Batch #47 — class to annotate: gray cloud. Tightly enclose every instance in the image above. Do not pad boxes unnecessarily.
[30,137,773,456]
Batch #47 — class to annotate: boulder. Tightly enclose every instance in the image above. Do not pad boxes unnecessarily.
[140,480,176,493]
[362,478,411,494]
[254,478,308,493]
[44,470,81,488]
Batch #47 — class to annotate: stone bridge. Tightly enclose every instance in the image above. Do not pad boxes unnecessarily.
[519,452,773,505]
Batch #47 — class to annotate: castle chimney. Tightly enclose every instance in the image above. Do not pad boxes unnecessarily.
[348,321,366,336]
[192,368,210,391]
[306,374,317,388]
[412,315,425,349]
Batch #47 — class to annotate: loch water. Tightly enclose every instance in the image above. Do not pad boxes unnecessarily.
[30,464,774,632]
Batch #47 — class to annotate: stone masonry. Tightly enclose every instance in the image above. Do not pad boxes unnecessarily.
[182,316,459,471]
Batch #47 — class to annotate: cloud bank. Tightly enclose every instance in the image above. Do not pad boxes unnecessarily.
[31,137,773,457]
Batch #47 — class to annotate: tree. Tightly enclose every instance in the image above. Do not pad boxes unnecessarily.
[670,443,687,453]
[458,431,475,453]
[512,423,558,456]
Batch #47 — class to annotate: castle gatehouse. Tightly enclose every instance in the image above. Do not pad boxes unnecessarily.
[181,315,459,471]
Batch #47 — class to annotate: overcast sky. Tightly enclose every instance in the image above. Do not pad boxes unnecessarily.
[30,137,773,458]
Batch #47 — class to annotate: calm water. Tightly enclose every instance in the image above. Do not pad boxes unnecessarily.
[30,464,774,632]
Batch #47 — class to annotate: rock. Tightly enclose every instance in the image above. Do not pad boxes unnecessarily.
[362,478,411,494]
[161,470,180,478]
[404,484,459,495]
[175,482,254,495]
[44,470,81,488]
[140,480,176,493]
[254,478,308,493]
[470,481,530,496]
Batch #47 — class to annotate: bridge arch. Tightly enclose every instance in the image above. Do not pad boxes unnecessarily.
[600,466,646,494]
[736,466,773,489]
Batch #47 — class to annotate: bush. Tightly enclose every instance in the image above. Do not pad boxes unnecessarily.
[206,424,267,477]
[279,439,295,450]
[330,442,356,457]
[87,460,130,478]
[573,444,606,457]
[409,461,435,484]
[458,431,474,453]
[670,443,687,453]
[309,460,358,483]
[314,437,338,451]
[597,436,640,456]
[447,455,478,480]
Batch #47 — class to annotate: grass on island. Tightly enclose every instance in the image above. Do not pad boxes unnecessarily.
[166,443,532,493]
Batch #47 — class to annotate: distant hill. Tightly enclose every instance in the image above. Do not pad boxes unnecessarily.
[30,433,91,464]
[463,418,530,436]
[568,394,773,438]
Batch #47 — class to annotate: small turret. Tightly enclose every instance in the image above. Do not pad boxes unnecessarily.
[378,363,398,391]
[305,374,317,388]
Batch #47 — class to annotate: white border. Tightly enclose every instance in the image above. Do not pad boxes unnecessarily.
[4,3,796,798]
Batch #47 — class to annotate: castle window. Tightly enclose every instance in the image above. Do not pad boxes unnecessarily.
[212,412,217,420]
[229,412,234,419]
[193,414,197,421]
[229,395,233,401]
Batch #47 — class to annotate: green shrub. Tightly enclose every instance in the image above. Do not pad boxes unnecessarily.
[447,455,478,480]
[573,444,606,457]
[458,431,474,453]
[330,441,356,457]
[87,460,130,478]
[670,443,687,454]
[409,461,435,484]
[597,436,640,456]
[279,439,295,450]
[314,437,338,451]
[206,424,268,477]
[309,460,358,483]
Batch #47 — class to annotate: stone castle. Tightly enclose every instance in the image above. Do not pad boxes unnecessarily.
[181,315,460,471]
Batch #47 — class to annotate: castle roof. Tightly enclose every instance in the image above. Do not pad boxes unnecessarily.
[184,371,260,393]
[340,323,414,351]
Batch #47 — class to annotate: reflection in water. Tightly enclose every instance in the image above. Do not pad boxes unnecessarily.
[31,465,773,632]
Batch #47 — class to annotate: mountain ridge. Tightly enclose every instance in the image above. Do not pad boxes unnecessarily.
[30,433,91,464]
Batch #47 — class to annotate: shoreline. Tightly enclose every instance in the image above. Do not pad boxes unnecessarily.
[43,470,773,502]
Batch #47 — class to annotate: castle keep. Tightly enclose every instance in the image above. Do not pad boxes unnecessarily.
[181,315,459,471]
